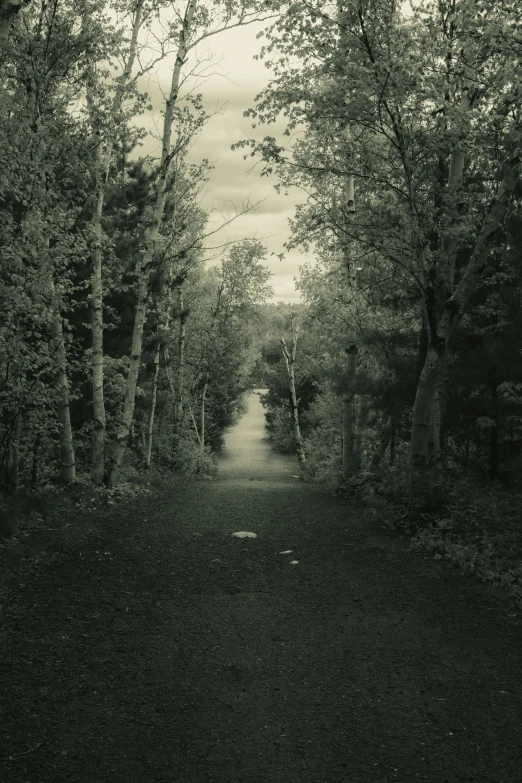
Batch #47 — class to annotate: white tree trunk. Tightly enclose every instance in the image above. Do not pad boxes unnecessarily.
[50,289,76,483]
[280,319,306,469]
[9,409,22,494]
[90,153,107,484]
[340,149,358,479]
[144,342,161,468]
[190,406,201,445]
[109,0,196,486]
[200,378,208,463]
[175,286,186,436]
[354,393,367,471]
[342,342,357,479]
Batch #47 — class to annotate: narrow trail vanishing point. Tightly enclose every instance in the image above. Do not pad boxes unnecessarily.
[1,391,521,782]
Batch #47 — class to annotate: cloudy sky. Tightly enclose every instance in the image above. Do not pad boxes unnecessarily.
[137,17,306,303]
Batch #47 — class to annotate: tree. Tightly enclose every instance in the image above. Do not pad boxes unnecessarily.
[85,0,149,484]
[0,0,31,49]
[109,0,278,485]
[280,315,306,469]
[236,0,522,509]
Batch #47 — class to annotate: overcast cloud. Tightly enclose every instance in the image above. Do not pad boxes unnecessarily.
[136,20,306,303]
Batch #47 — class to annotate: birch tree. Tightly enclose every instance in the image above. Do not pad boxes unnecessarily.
[85,0,148,484]
[280,317,306,469]
[109,0,278,485]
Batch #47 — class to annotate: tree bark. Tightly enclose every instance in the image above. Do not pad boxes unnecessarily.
[342,342,357,478]
[410,346,441,510]
[109,0,196,486]
[31,431,40,485]
[89,142,107,484]
[87,2,145,484]
[50,291,76,483]
[389,412,396,466]
[9,409,21,494]
[175,286,186,436]
[280,319,306,469]
[371,415,392,468]
[417,314,429,379]
[189,406,201,445]
[339,142,359,479]
[409,154,520,509]
[489,372,498,481]
[200,379,208,459]
[354,393,367,471]
[144,342,161,468]
[430,387,442,507]
[0,0,30,48]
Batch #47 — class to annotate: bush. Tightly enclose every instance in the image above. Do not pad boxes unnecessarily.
[170,436,217,477]
[367,469,522,610]
[264,404,296,454]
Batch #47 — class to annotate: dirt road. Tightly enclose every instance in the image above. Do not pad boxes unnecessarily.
[1,392,521,782]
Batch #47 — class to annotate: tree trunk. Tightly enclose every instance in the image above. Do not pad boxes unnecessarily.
[409,347,441,510]
[90,171,106,483]
[200,379,208,459]
[389,413,396,466]
[354,393,368,472]
[340,154,358,479]
[49,276,76,483]
[0,0,30,48]
[190,406,201,445]
[42,238,76,484]
[342,342,357,479]
[417,315,429,379]
[175,287,186,436]
[280,320,306,469]
[371,415,392,468]
[430,387,442,508]
[144,342,161,469]
[409,148,519,509]
[489,373,498,481]
[87,2,144,484]
[9,409,21,494]
[90,153,107,484]
[109,0,196,486]
[31,431,40,485]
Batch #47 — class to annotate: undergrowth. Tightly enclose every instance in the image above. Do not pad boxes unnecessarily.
[361,464,522,610]
[0,468,163,561]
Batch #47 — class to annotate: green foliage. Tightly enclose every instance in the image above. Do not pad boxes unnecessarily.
[263,404,295,454]
[409,478,522,609]
[170,436,217,477]
[301,385,343,484]
[0,1,277,493]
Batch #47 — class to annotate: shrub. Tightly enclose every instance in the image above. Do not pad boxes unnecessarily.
[170,436,217,477]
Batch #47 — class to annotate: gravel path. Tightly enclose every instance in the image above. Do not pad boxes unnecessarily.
[1,392,521,782]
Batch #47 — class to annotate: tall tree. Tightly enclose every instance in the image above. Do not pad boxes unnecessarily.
[280,316,306,469]
[85,0,148,484]
[109,0,278,485]
[236,0,522,508]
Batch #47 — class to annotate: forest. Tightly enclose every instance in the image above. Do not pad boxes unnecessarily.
[1,1,522,603]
